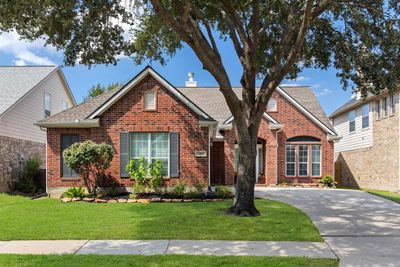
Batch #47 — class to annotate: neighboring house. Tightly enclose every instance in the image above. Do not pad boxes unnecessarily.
[330,92,399,191]
[36,66,337,197]
[0,66,76,192]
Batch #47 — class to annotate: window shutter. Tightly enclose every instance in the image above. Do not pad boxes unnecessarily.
[169,133,179,177]
[120,132,129,178]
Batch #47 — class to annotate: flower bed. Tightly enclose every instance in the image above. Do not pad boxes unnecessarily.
[60,196,227,203]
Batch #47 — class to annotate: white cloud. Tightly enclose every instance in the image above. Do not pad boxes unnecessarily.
[0,31,57,66]
[281,83,300,87]
[315,88,333,97]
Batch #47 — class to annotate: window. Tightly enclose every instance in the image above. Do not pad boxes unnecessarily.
[383,97,388,117]
[348,110,356,132]
[144,91,156,110]
[298,145,308,176]
[44,93,51,117]
[61,134,79,178]
[130,133,169,175]
[391,95,396,115]
[362,104,369,128]
[267,98,277,112]
[285,145,295,176]
[311,145,321,176]
[376,100,381,119]
[62,101,68,110]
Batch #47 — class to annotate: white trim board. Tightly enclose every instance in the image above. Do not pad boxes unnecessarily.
[224,113,279,125]
[88,67,211,120]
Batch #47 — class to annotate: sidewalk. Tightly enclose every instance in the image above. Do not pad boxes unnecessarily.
[0,240,337,259]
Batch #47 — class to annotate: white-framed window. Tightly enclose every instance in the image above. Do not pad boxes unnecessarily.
[361,104,369,129]
[391,94,396,115]
[234,145,239,171]
[144,91,156,110]
[376,99,381,119]
[285,145,296,177]
[62,101,68,110]
[44,92,51,117]
[130,133,169,176]
[311,145,321,176]
[348,110,356,132]
[383,97,388,117]
[298,145,309,176]
[267,98,277,112]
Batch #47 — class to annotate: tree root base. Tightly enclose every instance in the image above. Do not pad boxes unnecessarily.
[226,205,260,217]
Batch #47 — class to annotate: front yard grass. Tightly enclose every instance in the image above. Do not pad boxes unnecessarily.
[364,189,400,204]
[0,255,339,267]
[0,194,322,241]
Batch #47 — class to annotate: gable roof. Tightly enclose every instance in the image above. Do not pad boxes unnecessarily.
[88,66,212,121]
[37,67,334,135]
[0,65,76,117]
[329,93,376,119]
[178,86,335,135]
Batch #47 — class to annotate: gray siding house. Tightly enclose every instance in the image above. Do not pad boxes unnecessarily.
[0,66,75,192]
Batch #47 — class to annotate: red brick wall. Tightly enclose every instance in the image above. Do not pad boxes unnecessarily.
[222,90,334,185]
[47,74,209,189]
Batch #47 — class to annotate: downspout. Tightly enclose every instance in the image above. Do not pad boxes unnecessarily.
[275,128,283,185]
[208,127,212,187]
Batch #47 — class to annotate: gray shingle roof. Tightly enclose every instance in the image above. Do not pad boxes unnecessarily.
[178,86,335,133]
[329,93,375,118]
[37,89,119,123]
[0,66,57,115]
[40,76,334,134]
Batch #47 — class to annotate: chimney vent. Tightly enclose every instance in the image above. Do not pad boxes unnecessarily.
[186,72,197,87]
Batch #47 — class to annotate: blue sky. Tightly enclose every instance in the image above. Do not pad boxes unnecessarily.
[0,31,353,115]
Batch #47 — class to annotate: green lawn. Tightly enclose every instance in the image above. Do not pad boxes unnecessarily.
[0,255,338,267]
[364,189,400,204]
[0,194,322,241]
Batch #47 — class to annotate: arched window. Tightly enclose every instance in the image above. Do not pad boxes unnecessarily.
[285,136,322,177]
[286,136,321,142]
[267,98,277,112]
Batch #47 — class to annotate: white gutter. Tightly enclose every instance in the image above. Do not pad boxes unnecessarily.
[327,135,342,142]
[269,123,283,130]
[35,119,100,128]
[208,127,212,187]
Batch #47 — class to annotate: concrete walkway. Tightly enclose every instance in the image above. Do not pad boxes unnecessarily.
[0,240,336,258]
[256,188,400,267]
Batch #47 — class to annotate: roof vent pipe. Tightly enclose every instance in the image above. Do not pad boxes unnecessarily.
[186,72,197,87]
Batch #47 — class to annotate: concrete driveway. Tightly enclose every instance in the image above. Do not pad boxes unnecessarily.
[255,188,400,267]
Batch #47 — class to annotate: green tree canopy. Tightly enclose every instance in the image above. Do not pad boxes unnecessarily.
[1,0,398,216]
[83,82,121,102]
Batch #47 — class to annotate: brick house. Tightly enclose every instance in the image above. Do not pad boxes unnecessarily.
[330,92,399,191]
[0,66,75,192]
[36,67,337,196]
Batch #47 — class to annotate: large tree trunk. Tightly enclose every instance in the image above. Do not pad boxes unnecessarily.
[226,128,260,217]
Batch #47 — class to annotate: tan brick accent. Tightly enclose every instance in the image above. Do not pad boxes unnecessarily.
[335,109,399,191]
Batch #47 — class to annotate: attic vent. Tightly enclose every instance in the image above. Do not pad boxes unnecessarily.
[144,91,156,110]
[186,72,197,87]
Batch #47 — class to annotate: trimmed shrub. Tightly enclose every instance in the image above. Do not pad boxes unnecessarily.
[319,175,334,187]
[126,157,148,186]
[13,157,41,194]
[172,182,187,196]
[215,186,234,199]
[63,141,113,194]
[64,187,87,198]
